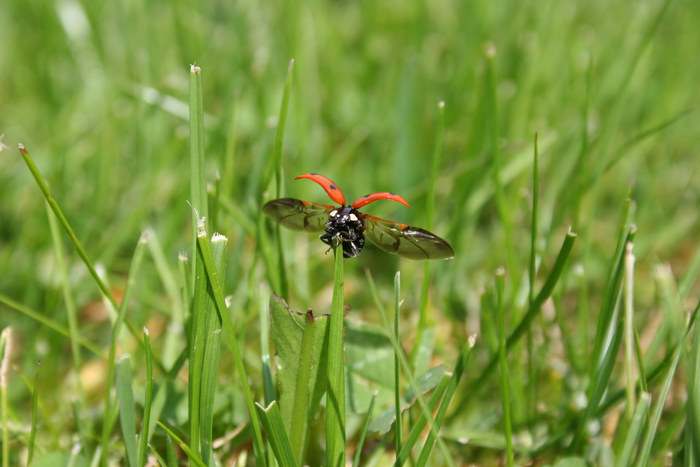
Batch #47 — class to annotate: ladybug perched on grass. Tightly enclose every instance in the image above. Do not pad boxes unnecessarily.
[263,173,454,260]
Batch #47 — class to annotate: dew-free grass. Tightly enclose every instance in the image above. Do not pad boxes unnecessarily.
[3,0,700,465]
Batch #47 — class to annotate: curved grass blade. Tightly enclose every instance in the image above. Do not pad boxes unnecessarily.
[0,293,104,358]
[157,421,207,467]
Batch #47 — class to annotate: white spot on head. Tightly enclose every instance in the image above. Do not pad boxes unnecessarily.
[330,210,338,218]
[348,213,358,221]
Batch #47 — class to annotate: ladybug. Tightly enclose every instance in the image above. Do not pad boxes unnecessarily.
[263,173,454,260]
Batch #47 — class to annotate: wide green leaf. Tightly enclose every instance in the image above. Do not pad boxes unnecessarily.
[270,293,330,464]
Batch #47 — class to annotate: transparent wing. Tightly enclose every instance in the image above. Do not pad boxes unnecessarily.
[364,215,455,260]
[263,198,334,232]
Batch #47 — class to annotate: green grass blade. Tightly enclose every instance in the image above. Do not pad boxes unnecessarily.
[18,145,157,367]
[365,270,455,467]
[137,328,154,467]
[189,65,208,269]
[687,316,700,460]
[462,230,576,406]
[414,102,446,371]
[157,421,207,467]
[28,362,40,465]
[100,232,148,465]
[495,269,514,466]
[195,226,266,465]
[46,201,84,405]
[399,374,449,465]
[636,337,685,465]
[148,444,168,467]
[415,337,476,467]
[624,243,636,420]
[272,59,295,299]
[394,271,402,461]
[259,285,275,406]
[326,245,346,466]
[0,293,104,358]
[188,239,208,458]
[616,391,651,467]
[116,356,138,467]
[17,144,119,312]
[198,235,228,465]
[527,132,540,426]
[485,48,516,279]
[1,328,10,467]
[352,392,378,467]
[256,401,298,467]
[573,322,623,450]
[590,199,635,380]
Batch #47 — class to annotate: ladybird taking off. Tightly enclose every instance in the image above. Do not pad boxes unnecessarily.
[263,173,454,260]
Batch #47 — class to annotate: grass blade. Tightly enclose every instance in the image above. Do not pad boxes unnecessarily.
[28,362,40,465]
[572,322,624,450]
[461,230,576,409]
[415,336,476,467]
[399,374,449,465]
[326,244,346,466]
[116,356,138,467]
[196,225,266,465]
[199,235,228,465]
[495,269,514,466]
[394,271,403,460]
[365,270,455,467]
[527,132,540,424]
[1,328,11,467]
[590,198,635,380]
[259,285,275,406]
[413,101,446,373]
[189,65,208,272]
[46,201,85,406]
[635,320,688,466]
[624,242,636,420]
[352,392,378,467]
[0,294,104,358]
[157,421,207,467]
[687,315,700,461]
[256,401,298,467]
[272,59,295,300]
[616,391,651,467]
[18,144,156,366]
[18,144,118,312]
[137,328,154,467]
[485,47,516,278]
[100,232,148,465]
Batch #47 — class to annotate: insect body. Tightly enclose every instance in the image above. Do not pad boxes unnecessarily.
[263,173,454,260]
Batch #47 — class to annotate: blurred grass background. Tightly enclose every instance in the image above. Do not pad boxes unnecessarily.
[2,0,700,464]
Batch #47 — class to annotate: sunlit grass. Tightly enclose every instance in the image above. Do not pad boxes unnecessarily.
[2,0,700,465]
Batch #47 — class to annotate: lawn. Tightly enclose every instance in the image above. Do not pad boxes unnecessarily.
[1,0,700,465]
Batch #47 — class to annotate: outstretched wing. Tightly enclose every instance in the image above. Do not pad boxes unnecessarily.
[364,215,454,260]
[263,198,334,232]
